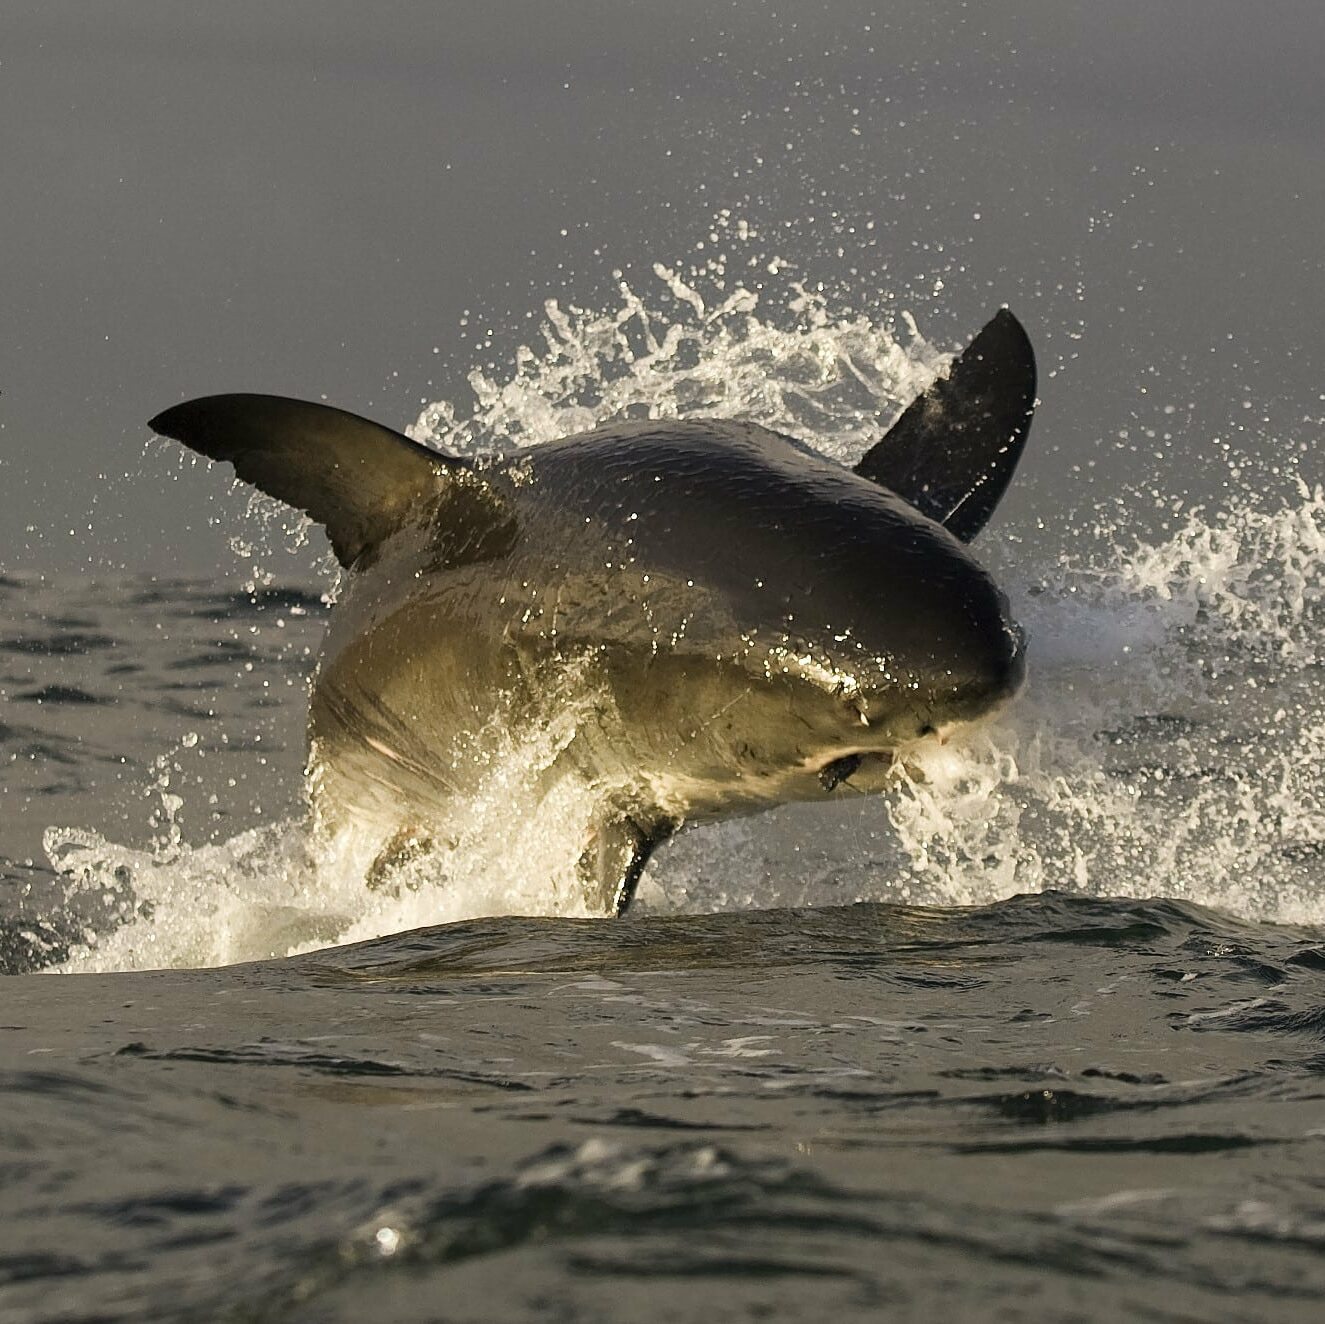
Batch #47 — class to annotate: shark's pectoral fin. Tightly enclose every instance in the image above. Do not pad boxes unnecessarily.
[855,309,1037,542]
[578,813,673,917]
[149,394,509,568]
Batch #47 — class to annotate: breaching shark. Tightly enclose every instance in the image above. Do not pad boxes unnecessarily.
[151,309,1036,914]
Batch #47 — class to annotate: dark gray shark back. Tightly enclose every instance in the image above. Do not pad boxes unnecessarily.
[512,418,1018,690]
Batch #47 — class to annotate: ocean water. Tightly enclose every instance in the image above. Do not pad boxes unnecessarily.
[2,274,1323,1320]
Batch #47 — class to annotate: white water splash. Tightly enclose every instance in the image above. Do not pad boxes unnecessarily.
[43,260,1325,971]
[408,261,942,464]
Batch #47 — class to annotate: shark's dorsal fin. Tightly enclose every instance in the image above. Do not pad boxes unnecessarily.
[150,394,476,568]
[855,309,1036,542]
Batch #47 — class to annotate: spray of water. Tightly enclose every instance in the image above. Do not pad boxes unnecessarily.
[43,255,1324,971]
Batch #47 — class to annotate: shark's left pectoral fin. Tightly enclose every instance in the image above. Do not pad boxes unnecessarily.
[149,394,503,568]
[855,309,1037,542]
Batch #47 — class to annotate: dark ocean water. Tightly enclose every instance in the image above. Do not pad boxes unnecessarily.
[4,893,1325,1322]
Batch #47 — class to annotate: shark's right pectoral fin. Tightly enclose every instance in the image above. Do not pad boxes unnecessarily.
[150,393,502,568]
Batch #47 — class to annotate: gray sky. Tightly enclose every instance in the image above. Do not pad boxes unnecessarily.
[3,0,1322,574]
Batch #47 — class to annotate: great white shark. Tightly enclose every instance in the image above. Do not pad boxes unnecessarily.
[151,309,1036,914]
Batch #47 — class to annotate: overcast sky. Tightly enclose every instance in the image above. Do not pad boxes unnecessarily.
[3,0,1322,574]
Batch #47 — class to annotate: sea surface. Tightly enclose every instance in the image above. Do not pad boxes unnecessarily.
[2,283,1323,1321]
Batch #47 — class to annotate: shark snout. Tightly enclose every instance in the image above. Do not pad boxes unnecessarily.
[948,616,1027,719]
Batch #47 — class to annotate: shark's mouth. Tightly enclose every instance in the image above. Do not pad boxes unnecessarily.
[815,726,946,793]
[816,749,918,793]
[818,752,867,791]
